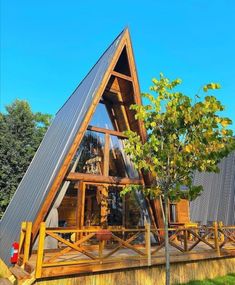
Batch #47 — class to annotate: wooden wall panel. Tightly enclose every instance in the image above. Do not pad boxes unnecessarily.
[176,199,190,223]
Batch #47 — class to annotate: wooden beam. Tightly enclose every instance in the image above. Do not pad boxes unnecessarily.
[100,97,131,107]
[111,71,133,82]
[66,172,143,185]
[87,125,127,138]
[76,182,83,229]
[35,222,46,278]
[81,182,85,229]
[103,134,110,176]
[22,222,32,265]
[124,32,147,143]
[100,185,109,227]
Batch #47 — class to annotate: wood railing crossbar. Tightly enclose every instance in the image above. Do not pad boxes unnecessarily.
[187,229,215,250]
[46,232,96,260]
[111,234,145,256]
[45,232,96,263]
[219,229,235,243]
[151,230,182,254]
[102,231,143,259]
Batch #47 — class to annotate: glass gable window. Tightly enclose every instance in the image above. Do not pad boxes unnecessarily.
[90,103,115,130]
[70,130,105,174]
[109,136,139,179]
[109,135,127,177]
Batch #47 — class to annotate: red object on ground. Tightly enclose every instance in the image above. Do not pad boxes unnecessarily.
[10,242,19,264]
[96,229,112,241]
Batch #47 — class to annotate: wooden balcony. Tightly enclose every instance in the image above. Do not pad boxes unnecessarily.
[12,223,235,281]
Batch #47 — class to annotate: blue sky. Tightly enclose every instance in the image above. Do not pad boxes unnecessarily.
[1,1,235,130]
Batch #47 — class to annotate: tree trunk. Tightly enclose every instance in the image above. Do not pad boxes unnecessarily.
[164,191,170,285]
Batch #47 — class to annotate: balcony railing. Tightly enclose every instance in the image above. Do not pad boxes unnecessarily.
[17,222,235,279]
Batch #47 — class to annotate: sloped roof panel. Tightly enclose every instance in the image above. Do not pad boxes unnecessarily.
[0,30,125,264]
[190,151,235,225]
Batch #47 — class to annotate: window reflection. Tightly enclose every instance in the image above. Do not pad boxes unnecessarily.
[109,136,139,179]
[70,130,105,174]
[69,131,139,179]
[90,103,115,130]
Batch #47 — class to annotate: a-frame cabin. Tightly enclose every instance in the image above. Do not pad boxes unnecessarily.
[0,28,190,267]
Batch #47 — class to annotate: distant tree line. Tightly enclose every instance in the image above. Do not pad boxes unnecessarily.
[0,100,52,218]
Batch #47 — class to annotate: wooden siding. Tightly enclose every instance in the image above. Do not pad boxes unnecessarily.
[34,256,235,285]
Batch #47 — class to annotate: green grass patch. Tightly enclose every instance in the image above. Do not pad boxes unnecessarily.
[178,273,235,285]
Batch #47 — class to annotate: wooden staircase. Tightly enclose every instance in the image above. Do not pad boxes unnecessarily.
[9,264,35,285]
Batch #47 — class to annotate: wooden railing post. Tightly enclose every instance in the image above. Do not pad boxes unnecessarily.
[35,222,46,278]
[98,240,105,259]
[183,228,188,252]
[22,221,32,265]
[19,221,27,254]
[213,221,220,256]
[145,223,151,266]
[218,221,224,243]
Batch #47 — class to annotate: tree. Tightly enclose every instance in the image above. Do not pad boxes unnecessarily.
[122,74,235,285]
[0,100,52,218]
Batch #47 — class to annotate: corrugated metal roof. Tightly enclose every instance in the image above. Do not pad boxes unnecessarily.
[0,29,125,265]
[190,151,235,225]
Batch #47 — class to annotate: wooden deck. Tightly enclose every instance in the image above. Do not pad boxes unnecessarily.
[26,245,235,278]
[13,222,235,280]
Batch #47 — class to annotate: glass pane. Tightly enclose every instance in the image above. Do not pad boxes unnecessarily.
[58,182,77,227]
[107,186,123,226]
[124,191,142,228]
[84,185,101,226]
[170,204,177,223]
[90,103,115,130]
[70,130,105,174]
[109,135,139,178]
[83,184,144,228]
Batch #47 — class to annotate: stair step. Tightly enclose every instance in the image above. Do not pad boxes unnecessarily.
[9,265,31,280]
[24,262,35,274]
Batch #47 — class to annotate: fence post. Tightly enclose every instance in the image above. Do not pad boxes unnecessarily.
[213,221,220,256]
[22,221,32,265]
[19,221,27,255]
[99,240,105,259]
[218,221,224,243]
[183,228,188,252]
[145,223,151,266]
[35,222,46,278]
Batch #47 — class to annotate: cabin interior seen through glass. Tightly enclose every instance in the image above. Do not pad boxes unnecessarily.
[58,183,142,228]
[57,96,143,229]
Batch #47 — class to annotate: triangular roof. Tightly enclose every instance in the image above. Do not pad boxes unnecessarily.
[0,28,146,264]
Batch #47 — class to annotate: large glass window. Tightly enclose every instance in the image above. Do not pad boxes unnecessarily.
[109,136,139,179]
[107,186,123,226]
[58,182,77,227]
[109,136,127,177]
[84,185,101,226]
[82,184,143,228]
[124,191,142,228]
[70,130,105,174]
[90,103,115,130]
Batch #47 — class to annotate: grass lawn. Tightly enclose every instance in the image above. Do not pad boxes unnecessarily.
[179,273,235,284]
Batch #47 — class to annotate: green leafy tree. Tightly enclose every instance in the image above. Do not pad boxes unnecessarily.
[0,100,52,218]
[123,74,235,285]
